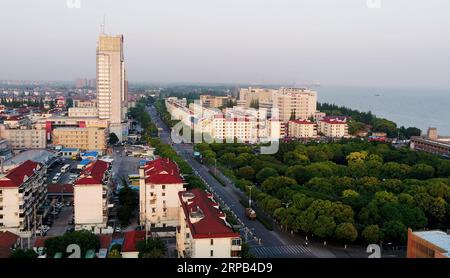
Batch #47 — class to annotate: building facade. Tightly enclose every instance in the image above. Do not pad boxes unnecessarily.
[74,160,111,233]
[0,161,46,234]
[176,189,241,258]
[410,128,450,158]
[288,119,317,138]
[96,34,128,141]
[318,116,349,138]
[272,87,317,123]
[0,124,47,149]
[52,127,108,153]
[407,229,450,258]
[139,158,185,229]
[68,107,99,118]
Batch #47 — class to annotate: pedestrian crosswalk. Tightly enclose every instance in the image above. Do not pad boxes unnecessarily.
[251,245,315,258]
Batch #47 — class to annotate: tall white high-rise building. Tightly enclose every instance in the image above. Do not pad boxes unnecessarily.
[96,34,128,141]
[272,87,317,122]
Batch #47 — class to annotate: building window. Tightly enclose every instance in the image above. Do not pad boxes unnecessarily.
[210,250,214,257]
[152,208,156,213]
[210,239,214,245]
[162,185,166,190]
[162,193,165,197]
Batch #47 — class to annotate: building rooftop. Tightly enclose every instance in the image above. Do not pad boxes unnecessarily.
[0,160,41,188]
[75,160,109,186]
[3,149,56,171]
[413,230,450,257]
[179,189,240,239]
[143,158,183,185]
[122,231,146,253]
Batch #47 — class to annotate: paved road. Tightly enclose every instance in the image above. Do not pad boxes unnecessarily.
[47,206,73,236]
[147,105,324,258]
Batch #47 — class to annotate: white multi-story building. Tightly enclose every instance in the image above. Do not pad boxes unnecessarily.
[0,123,47,149]
[272,87,317,123]
[318,116,349,138]
[288,119,318,138]
[96,34,128,141]
[176,189,241,258]
[0,160,46,234]
[139,158,185,229]
[237,87,275,111]
[68,107,99,118]
[74,160,111,233]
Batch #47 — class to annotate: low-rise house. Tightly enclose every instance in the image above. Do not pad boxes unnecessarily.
[121,230,146,258]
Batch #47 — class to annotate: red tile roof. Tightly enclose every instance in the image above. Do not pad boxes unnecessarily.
[122,231,146,252]
[0,231,20,258]
[0,160,41,188]
[75,160,109,186]
[143,158,183,185]
[179,189,240,239]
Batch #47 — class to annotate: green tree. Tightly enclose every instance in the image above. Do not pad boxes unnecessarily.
[261,176,297,195]
[313,215,336,238]
[362,224,382,244]
[382,221,407,244]
[255,167,279,184]
[335,223,358,243]
[9,249,38,258]
[137,238,167,258]
[409,163,435,180]
[109,132,120,145]
[237,166,255,180]
[108,249,122,258]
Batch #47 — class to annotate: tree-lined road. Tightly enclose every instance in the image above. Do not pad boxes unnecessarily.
[146,105,368,258]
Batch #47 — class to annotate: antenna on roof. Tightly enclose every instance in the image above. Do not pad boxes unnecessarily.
[100,15,106,34]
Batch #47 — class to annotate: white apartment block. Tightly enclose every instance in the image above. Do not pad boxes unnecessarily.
[272,87,317,123]
[318,116,350,138]
[139,158,185,229]
[166,98,280,144]
[176,189,241,258]
[74,160,111,233]
[288,119,318,138]
[96,34,128,141]
[68,107,99,118]
[0,124,47,149]
[0,160,46,235]
[238,87,275,110]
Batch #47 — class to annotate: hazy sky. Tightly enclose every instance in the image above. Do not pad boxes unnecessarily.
[1,0,450,88]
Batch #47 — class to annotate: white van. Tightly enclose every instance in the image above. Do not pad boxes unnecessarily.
[61,164,70,173]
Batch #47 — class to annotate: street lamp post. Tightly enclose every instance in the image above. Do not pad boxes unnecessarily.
[248,185,253,208]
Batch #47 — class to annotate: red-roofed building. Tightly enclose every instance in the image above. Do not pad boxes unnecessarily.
[0,160,46,234]
[319,116,350,138]
[0,231,21,258]
[288,119,318,138]
[139,158,185,229]
[177,189,241,258]
[74,160,111,233]
[121,230,146,258]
